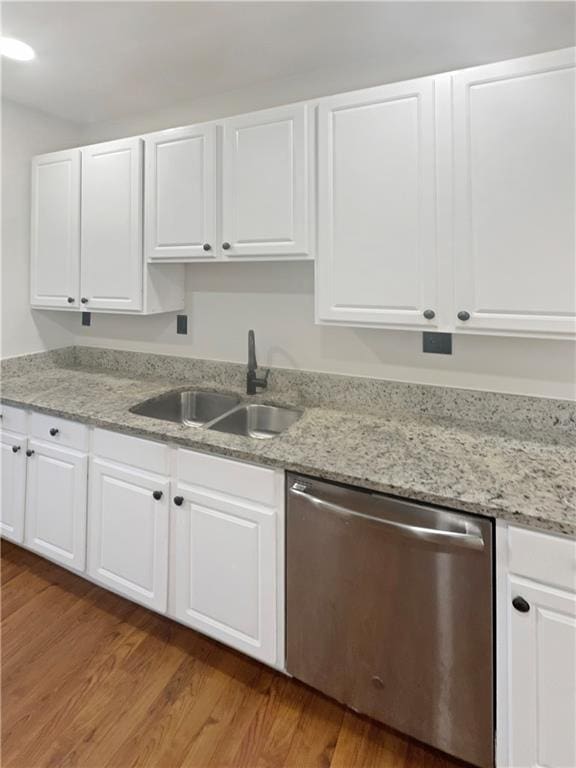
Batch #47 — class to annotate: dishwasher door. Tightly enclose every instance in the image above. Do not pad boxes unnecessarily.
[286,474,494,768]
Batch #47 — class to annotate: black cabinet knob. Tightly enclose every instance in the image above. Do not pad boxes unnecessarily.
[67,297,75,304]
[203,243,211,252]
[49,428,59,436]
[26,449,34,457]
[81,297,88,304]
[12,445,20,453]
[457,310,470,322]
[222,242,231,250]
[423,309,435,320]
[512,596,530,613]
[173,495,184,506]
[152,490,163,501]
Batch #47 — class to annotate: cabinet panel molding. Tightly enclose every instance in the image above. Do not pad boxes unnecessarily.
[88,457,170,611]
[316,76,439,328]
[24,440,88,572]
[31,149,81,309]
[146,124,217,261]
[172,485,279,665]
[81,138,143,311]
[453,47,576,337]
[222,103,310,259]
[0,431,27,544]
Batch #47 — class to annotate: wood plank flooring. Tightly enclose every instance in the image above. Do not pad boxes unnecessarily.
[1,541,466,768]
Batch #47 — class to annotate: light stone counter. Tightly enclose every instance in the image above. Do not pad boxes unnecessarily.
[2,347,574,536]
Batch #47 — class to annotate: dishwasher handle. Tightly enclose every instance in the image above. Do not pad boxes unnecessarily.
[289,483,486,552]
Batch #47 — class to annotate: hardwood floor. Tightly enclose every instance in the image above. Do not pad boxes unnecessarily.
[1,541,465,768]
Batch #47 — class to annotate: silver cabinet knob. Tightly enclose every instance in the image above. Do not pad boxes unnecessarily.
[423,309,435,320]
[222,242,231,250]
[81,297,89,304]
[457,311,470,322]
[203,243,211,252]
[67,297,75,304]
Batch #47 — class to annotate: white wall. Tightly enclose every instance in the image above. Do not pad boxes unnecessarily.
[74,261,576,400]
[1,99,80,358]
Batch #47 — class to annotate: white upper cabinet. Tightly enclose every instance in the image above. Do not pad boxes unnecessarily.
[222,104,310,259]
[145,124,217,261]
[30,150,80,309]
[453,48,576,337]
[316,77,439,328]
[81,138,143,311]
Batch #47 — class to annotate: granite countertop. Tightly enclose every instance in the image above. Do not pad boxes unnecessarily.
[1,358,575,537]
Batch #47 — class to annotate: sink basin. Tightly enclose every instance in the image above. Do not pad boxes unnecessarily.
[130,390,241,427]
[207,404,302,439]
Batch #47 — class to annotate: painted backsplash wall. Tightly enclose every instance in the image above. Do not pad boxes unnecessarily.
[73,261,576,400]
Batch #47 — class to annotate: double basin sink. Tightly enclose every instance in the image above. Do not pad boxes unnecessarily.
[130,390,302,439]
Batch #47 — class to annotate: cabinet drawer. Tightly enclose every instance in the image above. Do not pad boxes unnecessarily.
[30,412,88,451]
[176,448,279,507]
[509,525,576,592]
[93,428,170,475]
[0,405,27,434]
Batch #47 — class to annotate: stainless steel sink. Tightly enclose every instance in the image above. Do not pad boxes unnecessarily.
[130,390,241,427]
[207,404,302,439]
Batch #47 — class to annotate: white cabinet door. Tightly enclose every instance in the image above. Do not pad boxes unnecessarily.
[25,440,87,572]
[88,458,169,612]
[222,104,309,259]
[145,124,217,261]
[316,77,438,328]
[0,431,27,543]
[173,487,279,665]
[81,138,143,311]
[30,150,81,309]
[453,48,576,337]
[508,576,576,768]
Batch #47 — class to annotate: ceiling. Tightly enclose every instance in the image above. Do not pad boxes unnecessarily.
[2,1,575,125]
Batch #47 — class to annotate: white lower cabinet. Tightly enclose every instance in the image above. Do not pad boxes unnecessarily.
[24,439,88,572]
[172,489,279,665]
[171,449,284,667]
[509,578,576,768]
[0,430,27,543]
[87,457,170,612]
[499,523,576,768]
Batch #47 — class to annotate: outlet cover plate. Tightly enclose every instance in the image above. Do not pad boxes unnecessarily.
[423,332,452,355]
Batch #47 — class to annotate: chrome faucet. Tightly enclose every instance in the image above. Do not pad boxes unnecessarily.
[247,330,270,395]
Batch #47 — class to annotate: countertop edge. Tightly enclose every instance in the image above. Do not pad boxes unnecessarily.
[3,394,574,539]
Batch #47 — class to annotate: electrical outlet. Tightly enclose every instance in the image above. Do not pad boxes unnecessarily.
[176,315,188,335]
[81,312,91,327]
[423,332,452,355]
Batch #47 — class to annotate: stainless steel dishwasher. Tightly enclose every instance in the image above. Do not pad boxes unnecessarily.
[286,474,494,768]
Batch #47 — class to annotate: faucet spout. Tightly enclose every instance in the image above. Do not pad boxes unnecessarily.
[246,330,269,396]
[248,329,257,372]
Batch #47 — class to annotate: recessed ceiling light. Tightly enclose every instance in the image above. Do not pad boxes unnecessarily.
[0,37,35,62]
